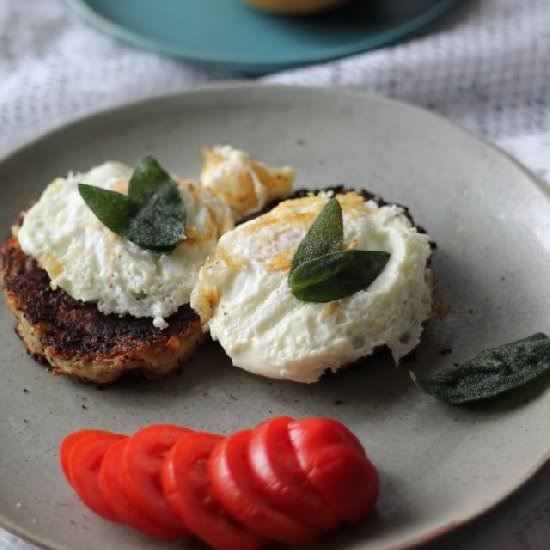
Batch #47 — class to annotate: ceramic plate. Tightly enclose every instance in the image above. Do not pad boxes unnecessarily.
[65,0,461,73]
[0,84,549,550]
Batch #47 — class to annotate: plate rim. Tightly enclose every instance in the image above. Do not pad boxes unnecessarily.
[1,82,549,202]
[0,82,549,550]
[63,0,463,72]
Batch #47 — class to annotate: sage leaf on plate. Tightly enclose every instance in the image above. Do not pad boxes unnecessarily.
[289,250,390,302]
[78,156,185,252]
[416,333,550,405]
[291,197,343,271]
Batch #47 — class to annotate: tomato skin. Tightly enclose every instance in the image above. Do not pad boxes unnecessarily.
[67,432,125,521]
[120,424,191,535]
[162,432,266,550]
[289,417,366,456]
[248,416,339,530]
[289,418,379,526]
[61,416,379,544]
[208,429,319,545]
[60,429,114,484]
[99,438,182,541]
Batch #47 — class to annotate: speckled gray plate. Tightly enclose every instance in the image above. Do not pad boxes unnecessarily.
[0,84,549,550]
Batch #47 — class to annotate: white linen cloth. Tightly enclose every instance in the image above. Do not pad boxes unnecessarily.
[0,0,549,548]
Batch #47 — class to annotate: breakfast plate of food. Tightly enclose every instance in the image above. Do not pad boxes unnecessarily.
[65,0,462,72]
[0,84,549,549]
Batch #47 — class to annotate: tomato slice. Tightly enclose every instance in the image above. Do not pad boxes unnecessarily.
[67,432,125,521]
[60,429,114,484]
[99,438,182,541]
[289,417,366,456]
[162,432,265,550]
[248,416,338,531]
[208,429,319,545]
[120,424,190,534]
[289,418,379,526]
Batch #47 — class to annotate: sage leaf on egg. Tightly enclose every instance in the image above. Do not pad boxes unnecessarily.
[78,185,139,235]
[291,197,343,271]
[288,196,390,302]
[416,333,550,405]
[78,156,185,252]
[128,156,171,202]
[289,250,390,302]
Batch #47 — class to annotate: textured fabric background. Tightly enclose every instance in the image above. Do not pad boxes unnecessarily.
[1,0,549,548]
[2,0,550,181]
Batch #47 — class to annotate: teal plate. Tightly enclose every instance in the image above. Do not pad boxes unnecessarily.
[66,0,462,73]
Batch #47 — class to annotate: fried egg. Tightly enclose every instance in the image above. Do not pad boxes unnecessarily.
[17,161,233,329]
[190,191,434,383]
[201,145,294,220]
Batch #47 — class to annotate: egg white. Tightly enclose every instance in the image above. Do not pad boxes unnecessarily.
[201,145,294,220]
[191,192,434,382]
[17,162,233,328]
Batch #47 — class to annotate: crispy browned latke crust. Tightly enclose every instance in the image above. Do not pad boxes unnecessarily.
[0,234,204,384]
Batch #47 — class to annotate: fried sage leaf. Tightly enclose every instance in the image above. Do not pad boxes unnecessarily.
[417,333,550,405]
[289,250,390,303]
[128,156,171,203]
[78,185,139,235]
[291,197,343,271]
[78,156,185,252]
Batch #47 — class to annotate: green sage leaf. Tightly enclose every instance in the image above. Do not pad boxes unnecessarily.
[291,197,343,271]
[126,180,185,252]
[128,156,171,203]
[78,184,138,235]
[416,333,550,405]
[289,250,390,303]
[78,156,185,252]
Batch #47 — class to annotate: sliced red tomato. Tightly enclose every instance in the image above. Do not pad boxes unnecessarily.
[99,438,182,541]
[248,416,338,531]
[60,429,114,484]
[67,431,125,521]
[162,431,265,550]
[289,417,366,457]
[120,424,190,534]
[208,429,319,545]
[289,418,379,526]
